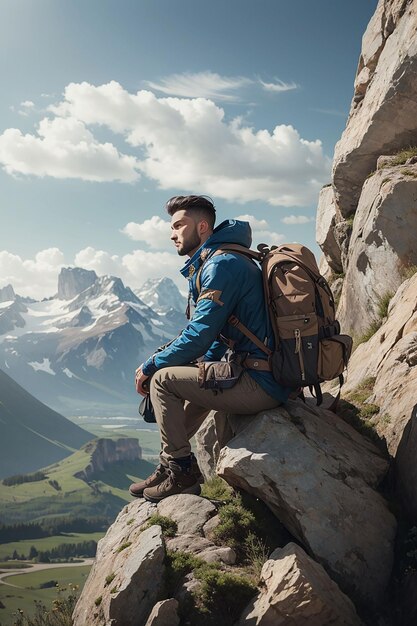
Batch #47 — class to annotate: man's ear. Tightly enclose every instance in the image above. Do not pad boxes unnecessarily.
[198,219,210,236]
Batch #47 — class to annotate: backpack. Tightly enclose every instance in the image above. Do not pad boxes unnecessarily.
[196,242,353,406]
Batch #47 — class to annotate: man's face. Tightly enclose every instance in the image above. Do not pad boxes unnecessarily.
[170,209,203,257]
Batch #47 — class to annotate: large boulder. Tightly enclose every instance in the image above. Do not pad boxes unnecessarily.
[217,402,396,608]
[336,167,417,336]
[73,501,164,626]
[342,271,417,519]
[239,542,362,625]
[333,0,417,216]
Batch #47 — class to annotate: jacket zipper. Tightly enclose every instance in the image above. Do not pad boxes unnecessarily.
[294,329,306,381]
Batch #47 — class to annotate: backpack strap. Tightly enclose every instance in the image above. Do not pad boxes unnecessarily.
[194,245,272,359]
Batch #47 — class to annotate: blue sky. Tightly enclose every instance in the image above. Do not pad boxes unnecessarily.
[0,0,376,298]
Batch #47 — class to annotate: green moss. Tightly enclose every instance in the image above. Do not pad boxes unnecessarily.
[390,146,417,166]
[94,596,102,606]
[381,177,391,185]
[142,514,178,538]
[200,476,233,501]
[126,518,134,526]
[377,291,393,319]
[401,264,417,281]
[116,542,131,553]
[104,572,115,586]
[110,586,118,594]
[401,168,417,178]
[213,495,256,555]
[345,214,355,227]
[195,568,257,621]
[357,291,393,345]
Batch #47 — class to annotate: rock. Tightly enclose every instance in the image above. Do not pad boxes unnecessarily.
[333,0,417,216]
[217,403,396,607]
[157,494,216,535]
[239,542,362,625]
[336,168,417,336]
[57,267,97,300]
[144,599,179,626]
[333,219,353,270]
[73,505,164,626]
[194,413,220,480]
[341,268,417,519]
[202,514,221,540]
[75,438,142,482]
[315,186,342,272]
[167,534,236,564]
[377,155,398,170]
[0,284,15,303]
[341,272,417,519]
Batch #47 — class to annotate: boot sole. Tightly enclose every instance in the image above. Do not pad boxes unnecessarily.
[129,488,145,498]
[143,483,201,503]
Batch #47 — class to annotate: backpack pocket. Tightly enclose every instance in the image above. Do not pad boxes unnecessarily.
[318,335,353,381]
[272,313,319,387]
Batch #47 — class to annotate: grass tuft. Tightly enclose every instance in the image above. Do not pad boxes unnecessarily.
[104,572,115,586]
[200,476,233,501]
[116,542,131,553]
[142,514,178,538]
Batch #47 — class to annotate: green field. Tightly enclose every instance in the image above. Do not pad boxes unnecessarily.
[0,533,105,561]
[0,564,91,625]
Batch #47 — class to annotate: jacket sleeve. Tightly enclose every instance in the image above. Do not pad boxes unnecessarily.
[142,260,240,375]
[202,339,228,362]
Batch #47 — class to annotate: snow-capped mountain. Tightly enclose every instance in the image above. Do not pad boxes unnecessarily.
[0,269,187,416]
[135,277,187,315]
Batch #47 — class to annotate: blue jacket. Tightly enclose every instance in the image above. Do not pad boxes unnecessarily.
[142,219,291,403]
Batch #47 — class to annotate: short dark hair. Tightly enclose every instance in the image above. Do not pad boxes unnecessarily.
[165,195,216,229]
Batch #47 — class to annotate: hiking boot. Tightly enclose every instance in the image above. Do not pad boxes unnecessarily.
[129,463,167,498]
[143,460,201,503]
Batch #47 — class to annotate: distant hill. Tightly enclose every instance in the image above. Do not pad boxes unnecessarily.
[0,368,93,479]
[0,436,156,525]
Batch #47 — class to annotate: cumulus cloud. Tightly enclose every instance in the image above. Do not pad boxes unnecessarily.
[1,80,330,206]
[0,116,139,182]
[235,214,285,247]
[0,245,185,300]
[145,71,252,101]
[121,216,171,249]
[259,79,298,93]
[281,215,315,225]
[0,248,65,299]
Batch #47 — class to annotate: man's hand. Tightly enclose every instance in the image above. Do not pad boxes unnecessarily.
[135,365,149,397]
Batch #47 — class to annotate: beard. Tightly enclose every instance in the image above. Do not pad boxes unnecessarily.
[177,228,202,256]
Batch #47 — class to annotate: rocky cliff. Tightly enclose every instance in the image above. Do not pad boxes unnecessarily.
[75,438,142,482]
[73,2,417,624]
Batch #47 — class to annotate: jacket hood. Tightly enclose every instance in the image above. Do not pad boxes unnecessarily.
[180,220,252,280]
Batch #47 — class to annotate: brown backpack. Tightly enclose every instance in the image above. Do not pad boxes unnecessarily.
[196,242,352,405]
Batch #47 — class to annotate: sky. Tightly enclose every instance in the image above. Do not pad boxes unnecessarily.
[0,0,377,298]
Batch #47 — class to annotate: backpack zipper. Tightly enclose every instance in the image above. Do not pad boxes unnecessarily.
[294,329,306,381]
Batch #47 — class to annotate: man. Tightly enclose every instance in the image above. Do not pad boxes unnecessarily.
[130,195,291,502]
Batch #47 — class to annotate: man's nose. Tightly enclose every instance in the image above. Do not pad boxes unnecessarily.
[170,232,177,241]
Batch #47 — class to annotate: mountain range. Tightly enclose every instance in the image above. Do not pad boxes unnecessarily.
[0,269,187,415]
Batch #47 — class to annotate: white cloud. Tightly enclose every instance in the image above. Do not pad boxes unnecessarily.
[0,248,65,299]
[121,216,171,249]
[234,214,285,246]
[235,214,269,230]
[0,245,185,300]
[1,81,331,206]
[145,71,253,101]
[0,116,140,182]
[281,215,315,225]
[259,79,298,93]
[72,247,184,293]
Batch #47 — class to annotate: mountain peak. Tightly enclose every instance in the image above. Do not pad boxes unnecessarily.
[58,267,98,300]
[0,284,16,303]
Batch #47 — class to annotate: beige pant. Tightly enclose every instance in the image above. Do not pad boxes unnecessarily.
[149,365,280,463]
